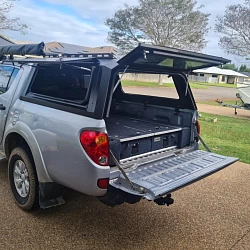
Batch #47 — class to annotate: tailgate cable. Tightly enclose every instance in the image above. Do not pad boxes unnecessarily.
[195,131,211,152]
[109,150,144,193]
[113,65,129,93]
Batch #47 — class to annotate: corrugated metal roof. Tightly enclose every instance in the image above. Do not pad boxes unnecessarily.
[194,66,249,77]
[241,72,250,77]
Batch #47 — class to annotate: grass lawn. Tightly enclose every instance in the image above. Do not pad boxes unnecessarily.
[190,81,237,89]
[122,80,209,89]
[122,80,237,89]
[198,99,239,106]
[199,112,250,164]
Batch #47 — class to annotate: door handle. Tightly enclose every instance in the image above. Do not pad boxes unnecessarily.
[0,104,6,111]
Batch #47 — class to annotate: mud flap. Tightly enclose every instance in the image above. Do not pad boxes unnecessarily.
[39,182,65,209]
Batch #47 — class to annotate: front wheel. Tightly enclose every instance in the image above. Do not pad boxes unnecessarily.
[8,147,39,211]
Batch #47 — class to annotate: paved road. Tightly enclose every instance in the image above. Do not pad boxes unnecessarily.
[124,86,237,102]
[0,159,250,250]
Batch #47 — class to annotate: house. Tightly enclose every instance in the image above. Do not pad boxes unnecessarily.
[0,34,15,46]
[191,66,249,84]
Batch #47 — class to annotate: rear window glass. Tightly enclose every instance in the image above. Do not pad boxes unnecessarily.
[30,66,92,104]
[134,53,212,70]
[121,73,179,99]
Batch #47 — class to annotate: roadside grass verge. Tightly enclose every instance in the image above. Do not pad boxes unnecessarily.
[198,99,239,106]
[199,112,250,164]
[122,80,171,87]
[122,80,209,89]
[122,80,236,89]
[189,81,237,88]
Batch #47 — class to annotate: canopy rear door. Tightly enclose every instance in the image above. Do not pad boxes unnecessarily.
[118,44,231,72]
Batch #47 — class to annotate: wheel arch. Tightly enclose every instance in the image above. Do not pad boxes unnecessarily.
[3,122,52,183]
[5,132,30,160]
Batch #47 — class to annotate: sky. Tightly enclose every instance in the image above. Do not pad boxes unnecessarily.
[3,0,249,66]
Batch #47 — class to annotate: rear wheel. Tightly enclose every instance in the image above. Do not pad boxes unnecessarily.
[8,147,39,211]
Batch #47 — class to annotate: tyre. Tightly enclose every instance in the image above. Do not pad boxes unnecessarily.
[8,147,39,211]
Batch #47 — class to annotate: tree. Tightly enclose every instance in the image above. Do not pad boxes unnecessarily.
[239,64,250,72]
[215,1,250,57]
[105,0,210,54]
[105,5,143,53]
[0,0,28,34]
[221,63,238,71]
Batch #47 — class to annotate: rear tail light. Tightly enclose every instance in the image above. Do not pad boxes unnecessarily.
[80,131,109,166]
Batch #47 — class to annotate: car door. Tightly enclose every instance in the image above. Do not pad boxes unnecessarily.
[0,65,21,143]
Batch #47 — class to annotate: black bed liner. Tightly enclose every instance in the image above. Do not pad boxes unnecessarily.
[105,115,182,142]
[105,115,191,162]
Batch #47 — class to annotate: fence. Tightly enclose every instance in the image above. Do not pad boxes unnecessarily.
[122,73,174,83]
[123,73,221,84]
[188,75,218,83]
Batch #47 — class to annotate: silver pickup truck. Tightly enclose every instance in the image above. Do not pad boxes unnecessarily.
[0,42,238,211]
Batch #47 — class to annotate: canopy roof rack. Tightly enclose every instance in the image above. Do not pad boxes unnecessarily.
[0,42,117,60]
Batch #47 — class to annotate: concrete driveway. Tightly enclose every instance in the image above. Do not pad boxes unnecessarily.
[0,160,250,250]
[1,86,249,249]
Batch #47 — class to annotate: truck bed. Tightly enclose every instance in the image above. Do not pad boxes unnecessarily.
[105,115,191,162]
[105,116,182,142]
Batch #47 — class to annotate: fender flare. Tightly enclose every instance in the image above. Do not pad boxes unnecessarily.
[3,121,52,183]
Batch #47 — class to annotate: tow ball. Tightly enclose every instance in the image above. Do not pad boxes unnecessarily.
[154,194,174,206]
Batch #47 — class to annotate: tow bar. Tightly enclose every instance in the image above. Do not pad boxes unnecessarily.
[154,194,174,206]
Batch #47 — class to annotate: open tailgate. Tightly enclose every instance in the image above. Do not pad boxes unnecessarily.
[110,150,238,200]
